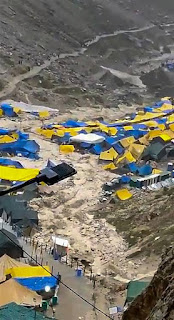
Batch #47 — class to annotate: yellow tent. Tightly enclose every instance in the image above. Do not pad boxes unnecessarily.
[100,148,118,161]
[102,162,117,170]
[0,135,15,143]
[5,265,51,278]
[116,189,132,201]
[169,123,174,132]
[0,279,42,307]
[120,137,135,148]
[148,130,162,140]
[59,145,75,153]
[0,166,39,181]
[0,254,27,283]
[159,134,171,142]
[129,143,145,160]
[39,111,50,118]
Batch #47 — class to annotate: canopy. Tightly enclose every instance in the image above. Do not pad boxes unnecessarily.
[16,276,57,291]
[0,254,27,282]
[70,133,105,144]
[126,280,149,303]
[0,279,42,307]
[0,303,52,320]
[6,265,51,278]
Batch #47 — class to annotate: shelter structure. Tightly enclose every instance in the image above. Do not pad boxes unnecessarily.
[125,280,149,305]
[0,302,52,320]
[0,279,42,307]
[0,228,23,258]
[52,236,70,257]
[0,254,27,282]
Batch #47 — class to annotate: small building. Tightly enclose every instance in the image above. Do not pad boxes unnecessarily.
[52,236,70,257]
[0,228,23,258]
[130,171,171,188]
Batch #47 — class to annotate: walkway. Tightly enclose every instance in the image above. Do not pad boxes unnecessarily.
[22,240,95,320]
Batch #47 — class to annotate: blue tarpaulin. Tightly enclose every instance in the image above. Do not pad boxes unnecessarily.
[15,276,57,291]
[120,176,131,184]
[1,104,16,117]
[0,158,23,168]
[91,144,102,155]
[127,162,139,173]
[112,143,124,154]
[138,164,152,176]
[0,140,40,159]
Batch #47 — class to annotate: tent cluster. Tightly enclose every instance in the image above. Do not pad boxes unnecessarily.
[0,254,57,308]
[0,102,51,119]
[36,97,174,198]
[36,97,174,169]
[0,128,40,159]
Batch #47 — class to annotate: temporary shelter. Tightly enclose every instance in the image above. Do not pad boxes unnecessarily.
[116,189,132,201]
[0,302,52,320]
[0,254,27,282]
[70,133,105,144]
[5,265,51,278]
[15,276,57,292]
[0,229,23,258]
[125,280,149,304]
[52,236,70,257]
[0,279,42,307]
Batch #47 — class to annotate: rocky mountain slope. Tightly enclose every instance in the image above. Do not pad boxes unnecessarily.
[123,246,174,320]
[1,0,174,108]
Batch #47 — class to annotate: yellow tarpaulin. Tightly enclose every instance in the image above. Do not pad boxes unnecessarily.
[116,151,136,164]
[100,148,118,161]
[36,128,54,139]
[102,162,117,170]
[108,127,117,135]
[0,166,39,181]
[116,189,132,201]
[129,143,145,160]
[139,134,149,146]
[148,130,162,140]
[152,169,162,174]
[120,137,135,148]
[39,111,50,118]
[13,107,21,114]
[0,135,15,143]
[159,134,171,142]
[123,126,133,131]
[169,123,174,132]
[5,265,51,278]
[59,145,75,153]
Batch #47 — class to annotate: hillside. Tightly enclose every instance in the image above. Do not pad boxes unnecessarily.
[1,0,174,108]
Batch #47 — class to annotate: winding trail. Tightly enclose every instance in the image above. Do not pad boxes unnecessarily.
[0,22,167,100]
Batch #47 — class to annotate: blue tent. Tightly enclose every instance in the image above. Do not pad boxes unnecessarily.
[127,162,139,173]
[63,120,87,128]
[0,104,16,117]
[0,140,40,159]
[15,276,57,291]
[112,143,124,154]
[90,144,102,155]
[120,176,131,184]
[138,164,152,176]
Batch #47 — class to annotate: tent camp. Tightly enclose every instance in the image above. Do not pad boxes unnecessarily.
[125,280,149,304]
[0,229,23,258]
[0,254,27,282]
[0,302,52,320]
[0,279,42,307]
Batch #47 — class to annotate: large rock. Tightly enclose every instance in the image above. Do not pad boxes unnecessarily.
[123,247,174,320]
